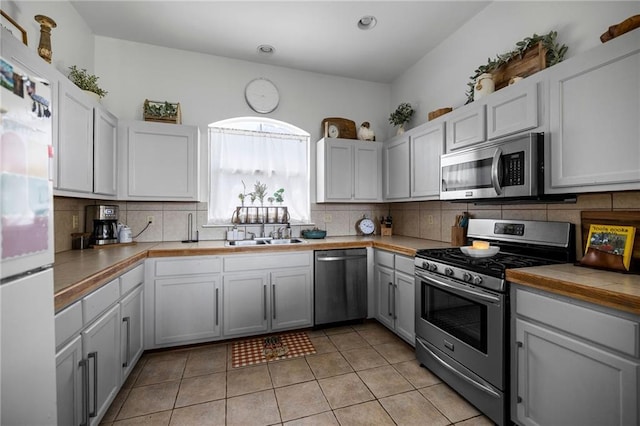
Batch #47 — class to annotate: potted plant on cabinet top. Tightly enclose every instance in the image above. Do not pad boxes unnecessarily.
[389,102,414,135]
[67,65,108,100]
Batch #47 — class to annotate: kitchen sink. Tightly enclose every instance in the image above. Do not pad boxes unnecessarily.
[225,238,306,246]
[225,240,268,246]
[266,238,306,245]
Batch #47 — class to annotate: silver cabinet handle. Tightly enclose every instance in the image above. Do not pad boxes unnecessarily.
[79,358,89,426]
[272,284,276,320]
[215,288,219,326]
[387,282,393,317]
[88,351,98,418]
[263,284,267,321]
[393,283,398,320]
[122,316,131,368]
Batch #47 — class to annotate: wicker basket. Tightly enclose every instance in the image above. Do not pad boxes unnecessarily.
[143,99,182,124]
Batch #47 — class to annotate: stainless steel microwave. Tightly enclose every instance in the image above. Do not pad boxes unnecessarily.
[440,132,543,201]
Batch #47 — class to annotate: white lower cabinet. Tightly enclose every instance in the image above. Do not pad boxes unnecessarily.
[55,263,145,426]
[374,250,415,345]
[223,273,269,337]
[511,285,639,426]
[271,268,313,331]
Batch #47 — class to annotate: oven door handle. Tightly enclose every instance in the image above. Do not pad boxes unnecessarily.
[491,147,503,195]
[415,271,500,304]
[417,338,501,399]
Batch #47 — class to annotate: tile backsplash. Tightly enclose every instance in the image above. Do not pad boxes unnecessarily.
[54,191,640,257]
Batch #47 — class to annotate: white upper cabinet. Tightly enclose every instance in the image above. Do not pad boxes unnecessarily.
[119,120,200,201]
[547,30,640,193]
[411,123,444,199]
[383,135,410,200]
[486,81,539,140]
[93,107,118,196]
[445,105,486,152]
[316,138,382,202]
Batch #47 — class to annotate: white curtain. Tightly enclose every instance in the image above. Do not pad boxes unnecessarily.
[209,127,310,224]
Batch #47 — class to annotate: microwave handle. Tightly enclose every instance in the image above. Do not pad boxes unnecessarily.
[491,148,503,195]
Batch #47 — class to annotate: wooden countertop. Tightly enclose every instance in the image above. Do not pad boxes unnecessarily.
[507,264,640,315]
[53,236,446,312]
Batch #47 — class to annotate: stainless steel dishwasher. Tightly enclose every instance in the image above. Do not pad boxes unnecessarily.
[314,249,367,326]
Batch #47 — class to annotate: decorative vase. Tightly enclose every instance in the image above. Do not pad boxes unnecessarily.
[83,90,101,103]
[396,124,405,136]
[474,73,495,100]
[34,15,56,64]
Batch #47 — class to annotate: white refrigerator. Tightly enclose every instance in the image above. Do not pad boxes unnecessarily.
[1,53,58,424]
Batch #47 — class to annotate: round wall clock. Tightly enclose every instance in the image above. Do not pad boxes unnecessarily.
[357,217,376,236]
[244,78,279,114]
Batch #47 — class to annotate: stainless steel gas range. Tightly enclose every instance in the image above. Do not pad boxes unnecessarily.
[414,219,575,426]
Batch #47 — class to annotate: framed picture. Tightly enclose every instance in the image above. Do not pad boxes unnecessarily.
[1,10,28,46]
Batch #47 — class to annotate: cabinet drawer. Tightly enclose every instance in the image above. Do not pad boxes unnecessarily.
[55,301,82,349]
[375,250,395,268]
[395,255,414,275]
[223,251,312,272]
[82,278,120,324]
[120,263,144,295]
[515,288,639,357]
[155,256,221,276]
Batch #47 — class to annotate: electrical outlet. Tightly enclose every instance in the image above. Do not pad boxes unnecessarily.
[324,214,332,223]
[72,215,79,229]
[146,215,154,224]
[428,215,434,225]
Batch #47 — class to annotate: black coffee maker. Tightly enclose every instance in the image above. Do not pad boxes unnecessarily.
[86,205,118,246]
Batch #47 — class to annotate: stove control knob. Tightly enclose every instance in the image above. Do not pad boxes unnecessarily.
[428,263,438,272]
[422,261,429,270]
[463,272,472,282]
[444,267,454,277]
[472,275,483,285]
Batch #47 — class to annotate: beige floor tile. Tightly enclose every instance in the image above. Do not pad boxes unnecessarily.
[306,352,353,379]
[169,400,225,426]
[275,381,331,422]
[268,357,315,388]
[356,327,399,346]
[322,325,355,335]
[341,347,389,371]
[226,364,273,397]
[305,329,327,338]
[333,400,395,426]
[102,386,131,422]
[373,340,416,364]
[379,390,449,426]
[122,360,146,390]
[112,410,172,425]
[393,359,442,388]
[135,357,186,386]
[226,389,281,426]
[357,365,413,398]
[420,383,481,423]
[318,372,374,409]
[175,372,226,407]
[328,331,370,351]
[116,381,180,420]
[183,345,227,377]
[308,336,338,354]
[455,414,496,425]
[283,411,339,426]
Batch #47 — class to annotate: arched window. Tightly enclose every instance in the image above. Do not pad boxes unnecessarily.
[208,117,310,224]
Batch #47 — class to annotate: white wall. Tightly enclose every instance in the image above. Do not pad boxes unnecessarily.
[390,1,640,131]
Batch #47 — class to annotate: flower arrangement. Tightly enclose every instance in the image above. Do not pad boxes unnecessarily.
[67,65,108,98]
[388,103,414,127]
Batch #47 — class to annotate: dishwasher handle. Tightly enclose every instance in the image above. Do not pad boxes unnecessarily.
[316,255,367,262]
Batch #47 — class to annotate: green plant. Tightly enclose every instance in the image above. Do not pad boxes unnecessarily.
[465,31,568,103]
[67,65,108,98]
[144,101,178,117]
[388,103,414,127]
[253,181,268,205]
[238,180,248,206]
[273,188,284,204]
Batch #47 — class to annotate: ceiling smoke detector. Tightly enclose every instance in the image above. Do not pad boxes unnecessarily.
[357,15,377,30]
[257,44,275,55]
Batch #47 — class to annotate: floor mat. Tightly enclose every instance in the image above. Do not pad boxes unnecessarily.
[231,332,316,368]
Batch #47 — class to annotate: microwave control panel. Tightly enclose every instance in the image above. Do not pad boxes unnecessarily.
[503,151,524,186]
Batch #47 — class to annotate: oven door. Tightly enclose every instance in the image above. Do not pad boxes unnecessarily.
[415,269,505,388]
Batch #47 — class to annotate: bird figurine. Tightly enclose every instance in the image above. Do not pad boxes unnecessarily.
[357,122,375,141]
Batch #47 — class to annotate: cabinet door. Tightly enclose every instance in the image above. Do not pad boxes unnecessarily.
[82,304,120,426]
[154,275,220,345]
[122,121,199,200]
[445,105,486,152]
[486,82,538,140]
[223,273,269,337]
[394,270,415,345]
[93,106,118,196]
[324,141,353,200]
[270,268,312,331]
[547,31,640,193]
[354,142,382,201]
[411,123,444,199]
[383,135,410,200]
[120,286,144,381]
[57,79,94,193]
[514,318,638,426]
[56,335,83,426]
[375,264,395,330]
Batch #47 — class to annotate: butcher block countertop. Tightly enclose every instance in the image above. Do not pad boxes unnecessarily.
[53,236,446,312]
[507,264,640,316]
